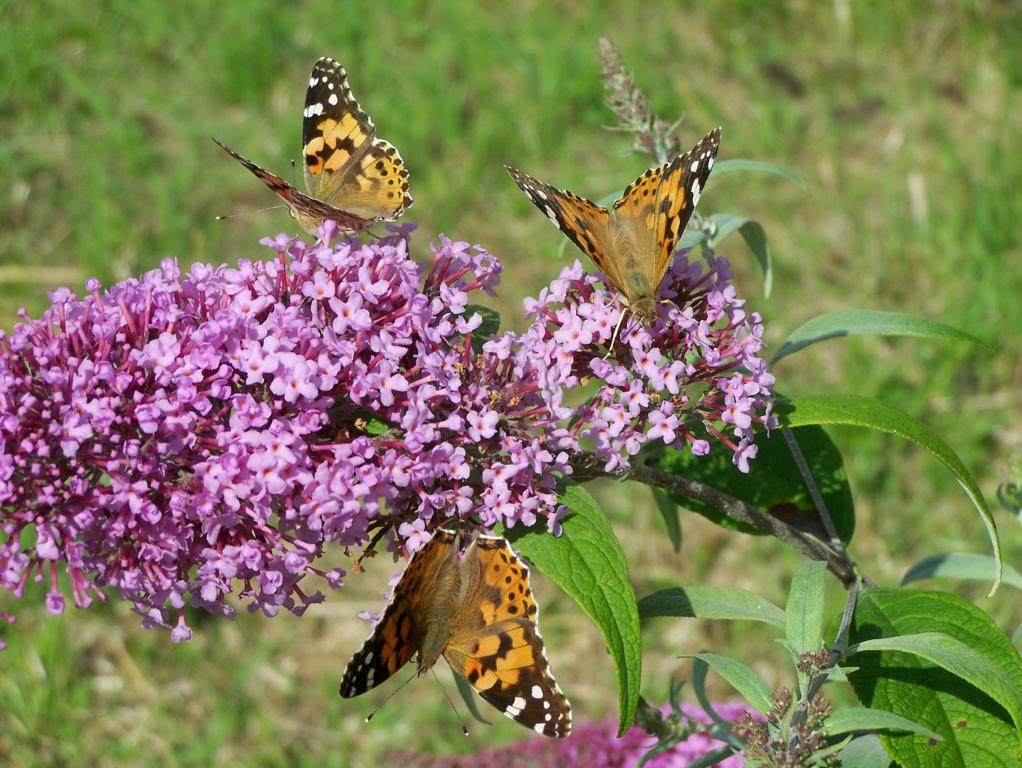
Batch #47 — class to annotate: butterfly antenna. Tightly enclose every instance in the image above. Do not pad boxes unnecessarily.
[430,668,470,736]
[215,204,288,222]
[365,670,418,723]
[291,158,297,187]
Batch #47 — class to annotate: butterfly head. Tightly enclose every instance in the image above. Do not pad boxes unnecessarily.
[630,297,657,326]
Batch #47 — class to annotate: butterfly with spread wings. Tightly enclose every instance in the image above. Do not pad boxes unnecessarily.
[340,528,571,738]
[213,57,411,234]
[506,127,720,327]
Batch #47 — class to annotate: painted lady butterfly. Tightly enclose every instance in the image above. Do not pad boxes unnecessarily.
[506,127,720,326]
[214,57,412,234]
[340,529,572,738]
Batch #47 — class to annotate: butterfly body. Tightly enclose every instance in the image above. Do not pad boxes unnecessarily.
[506,127,721,327]
[215,57,411,234]
[605,210,661,324]
[341,529,571,737]
[415,545,463,668]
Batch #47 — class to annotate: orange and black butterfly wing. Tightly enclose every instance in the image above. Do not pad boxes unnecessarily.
[303,57,412,221]
[505,166,624,292]
[443,535,571,737]
[615,127,721,287]
[339,529,458,697]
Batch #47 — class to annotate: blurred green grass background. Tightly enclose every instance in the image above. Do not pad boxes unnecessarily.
[2,0,1021,765]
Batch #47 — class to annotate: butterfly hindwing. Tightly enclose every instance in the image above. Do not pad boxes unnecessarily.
[339,529,459,697]
[443,535,572,737]
[327,139,412,221]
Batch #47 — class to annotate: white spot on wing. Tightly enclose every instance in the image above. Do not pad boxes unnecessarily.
[328,93,339,106]
[708,157,715,169]
[690,160,699,172]
[531,684,543,699]
[692,178,702,205]
[534,723,546,734]
[512,696,526,710]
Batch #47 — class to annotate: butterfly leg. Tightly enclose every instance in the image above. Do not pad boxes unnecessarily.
[603,305,641,359]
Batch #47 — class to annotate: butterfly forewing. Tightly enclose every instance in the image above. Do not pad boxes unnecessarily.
[301,58,374,198]
[339,530,458,697]
[648,126,721,282]
[443,535,572,737]
[504,166,615,277]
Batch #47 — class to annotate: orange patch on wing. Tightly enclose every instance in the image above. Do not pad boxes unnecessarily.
[494,668,521,687]
[495,646,535,671]
[474,634,503,657]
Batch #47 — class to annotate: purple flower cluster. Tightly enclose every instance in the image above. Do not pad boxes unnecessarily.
[517,253,773,473]
[386,700,751,767]
[0,223,770,642]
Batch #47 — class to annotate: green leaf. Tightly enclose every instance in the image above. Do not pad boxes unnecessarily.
[707,214,772,296]
[838,735,892,768]
[679,228,709,250]
[847,587,1022,765]
[452,670,492,726]
[463,304,501,352]
[638,586,785,627]
[772,309,990,364]
[823,666,858,683]
[786,561,828,660]
[901,553,1022,592]
[783,394,1001,593]
[682,653,772,715]
[691,657,731,728]
[824,707,942,741]
[651,488,682,552]
[363,417,391,436]
[811,736,857,763]
[655,424,855,543]
[507,483,641,735]
[711,158,810,192]
[850,633,1022,724]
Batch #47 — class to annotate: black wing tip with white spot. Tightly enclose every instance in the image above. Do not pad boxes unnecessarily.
[303,56,374,148]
